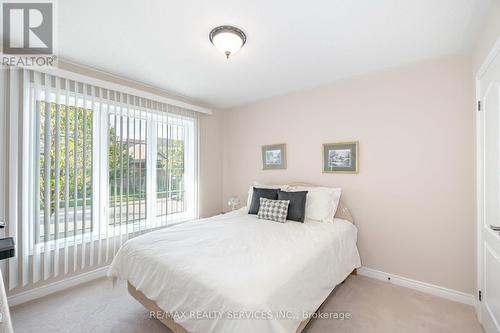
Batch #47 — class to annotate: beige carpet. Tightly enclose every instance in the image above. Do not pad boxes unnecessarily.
[10,275,482,333]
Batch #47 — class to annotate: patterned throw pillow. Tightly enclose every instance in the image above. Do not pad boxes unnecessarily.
[257,198,290,223]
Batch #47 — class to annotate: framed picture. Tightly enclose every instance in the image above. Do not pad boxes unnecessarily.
[261,143,287,170]
[322,141,359,174]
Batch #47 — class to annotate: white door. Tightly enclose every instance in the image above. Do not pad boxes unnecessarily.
[478,38,500,333]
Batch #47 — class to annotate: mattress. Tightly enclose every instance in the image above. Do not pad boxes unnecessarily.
[108,208,361,333]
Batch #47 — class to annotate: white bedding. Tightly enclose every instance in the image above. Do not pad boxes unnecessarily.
[108,208,361,333]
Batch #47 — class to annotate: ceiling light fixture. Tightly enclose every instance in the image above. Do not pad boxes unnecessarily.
[209,25,247,59]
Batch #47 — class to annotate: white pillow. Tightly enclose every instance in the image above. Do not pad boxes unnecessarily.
[246,182,285,209]
[285,185,341,222]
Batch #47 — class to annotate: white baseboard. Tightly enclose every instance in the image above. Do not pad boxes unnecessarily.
[7,266,109,307]
[358,267,476,306]
[6,265,476,308]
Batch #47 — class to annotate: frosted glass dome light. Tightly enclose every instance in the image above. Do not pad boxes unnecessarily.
[209,26,247,59]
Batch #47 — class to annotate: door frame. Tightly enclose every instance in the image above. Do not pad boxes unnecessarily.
[476,36,500,324]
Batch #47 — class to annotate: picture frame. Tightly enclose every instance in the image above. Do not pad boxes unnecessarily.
[322,141,359,174]
[261,143,287,170]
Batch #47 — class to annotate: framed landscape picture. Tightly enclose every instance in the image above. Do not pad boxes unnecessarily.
[262,143,287,170]
[323,142,359,174]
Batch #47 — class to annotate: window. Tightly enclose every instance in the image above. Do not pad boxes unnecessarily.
[154,114,197,224]
[108,112,147,229]
[156,121,186,217]
[30,73,198,250]
[37,101,94,243]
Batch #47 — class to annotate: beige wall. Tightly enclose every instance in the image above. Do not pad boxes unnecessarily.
[222,55,475,294]
[199,109,224,217]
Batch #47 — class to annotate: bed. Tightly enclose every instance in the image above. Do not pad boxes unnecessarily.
[108,202,361,333]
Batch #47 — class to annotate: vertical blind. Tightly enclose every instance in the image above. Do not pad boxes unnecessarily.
[1,67,199,292]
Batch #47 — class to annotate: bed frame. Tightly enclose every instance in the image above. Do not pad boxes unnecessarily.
[128,197,356,333]
[128,269,357,333]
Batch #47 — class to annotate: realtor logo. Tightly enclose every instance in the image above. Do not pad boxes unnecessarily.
[2,2,53,54]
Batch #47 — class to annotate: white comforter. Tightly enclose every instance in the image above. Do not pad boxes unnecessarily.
[108,209,361,333]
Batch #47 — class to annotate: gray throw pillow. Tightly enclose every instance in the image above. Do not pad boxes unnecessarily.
[248,187,279,214]
[277,190,308,222]
[257,198,290,223]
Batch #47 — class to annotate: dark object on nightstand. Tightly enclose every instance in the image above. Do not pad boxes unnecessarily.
[0,238,15,260]
[0,221,15,259]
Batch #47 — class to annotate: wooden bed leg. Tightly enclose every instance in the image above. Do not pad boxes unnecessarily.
[342,269,358,284]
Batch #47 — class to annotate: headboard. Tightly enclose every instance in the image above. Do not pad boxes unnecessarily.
[334,201,354,223]
[286,182,354,224]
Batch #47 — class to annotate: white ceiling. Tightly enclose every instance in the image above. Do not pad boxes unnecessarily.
[58,0,490,109]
